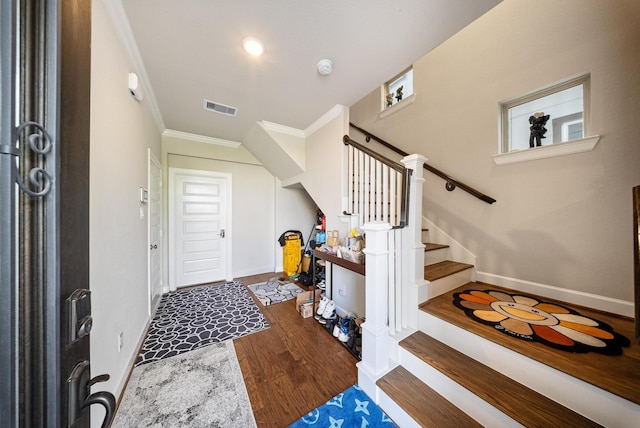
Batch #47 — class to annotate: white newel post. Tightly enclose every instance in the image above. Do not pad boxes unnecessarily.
[357,221,392,399]
[401,154,427,329]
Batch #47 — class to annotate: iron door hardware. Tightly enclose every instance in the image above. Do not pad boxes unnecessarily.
[66,289,93,344]
[67,360,115,428]
[219,229,225,238]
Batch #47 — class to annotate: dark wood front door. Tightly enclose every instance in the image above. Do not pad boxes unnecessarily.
[0,1,114,427]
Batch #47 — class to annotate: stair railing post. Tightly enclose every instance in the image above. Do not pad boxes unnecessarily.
[401,154,427,329]
[358,220,392,399]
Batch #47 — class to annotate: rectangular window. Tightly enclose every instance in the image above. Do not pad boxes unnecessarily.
[500,75,589,153]
[384,67,413,109]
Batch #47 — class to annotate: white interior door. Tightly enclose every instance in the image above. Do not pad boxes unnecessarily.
[169,168,231,289]
[148,150,163,312]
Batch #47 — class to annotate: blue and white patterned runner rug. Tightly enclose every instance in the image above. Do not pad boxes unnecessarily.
[135,281,270,366]
[289,385,397,427]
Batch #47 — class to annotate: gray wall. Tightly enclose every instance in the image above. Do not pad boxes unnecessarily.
[90,1,162,424]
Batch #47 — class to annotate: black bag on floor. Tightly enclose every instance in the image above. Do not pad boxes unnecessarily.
[298,271,313,286]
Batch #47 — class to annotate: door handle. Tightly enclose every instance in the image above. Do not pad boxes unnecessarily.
[82,391,116,428]
[219,229,225,238]
[68,360,116,428]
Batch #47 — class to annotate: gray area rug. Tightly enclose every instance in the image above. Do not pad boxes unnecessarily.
[112,341,257,428]
[247,277,304,306]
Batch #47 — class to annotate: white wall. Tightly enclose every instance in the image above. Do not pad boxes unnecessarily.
[90,1,162,425]
[164,141,275,278]
[349,0,640,304]
[289,105,350,232]
[163,136,317,279]
[274,179,319,274]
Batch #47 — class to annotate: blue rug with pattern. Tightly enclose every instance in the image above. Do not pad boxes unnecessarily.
[135,281,269,366]
[289,385,397,428]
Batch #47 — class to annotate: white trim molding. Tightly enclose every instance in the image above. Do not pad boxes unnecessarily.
[476,270,633,317]
[493,135,600,165]
[379,94,416,119]
[304,104,347,136]
[162,129,241,148]
[101,0,165,132]
[261,121,305,138]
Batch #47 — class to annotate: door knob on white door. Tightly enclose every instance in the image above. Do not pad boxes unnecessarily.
[219,229,225,238]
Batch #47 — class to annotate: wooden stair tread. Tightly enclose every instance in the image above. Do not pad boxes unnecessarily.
[424,260,473,281]
[424,242,449,251]
[419,282,640,406]
[401,331,600,427]
[377,365,481,428]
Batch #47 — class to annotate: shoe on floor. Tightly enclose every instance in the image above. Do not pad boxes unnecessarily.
[314,296,328,320]
[332,319,341,338]
[319,300,336,325]
[338,317,352,342]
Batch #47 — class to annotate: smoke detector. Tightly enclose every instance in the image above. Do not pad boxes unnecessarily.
[317,59,333,76]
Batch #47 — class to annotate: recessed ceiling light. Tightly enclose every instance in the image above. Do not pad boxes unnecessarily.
[242,37,264,57]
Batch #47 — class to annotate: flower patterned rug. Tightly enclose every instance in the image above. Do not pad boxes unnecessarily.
[453,289,630,355]
[135,281,269,366]
[247,276,304,306]
[288,385,397,427]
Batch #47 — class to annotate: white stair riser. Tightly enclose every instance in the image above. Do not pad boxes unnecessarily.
[376,389,422,428]
[419,269,473,303]
[424,248,448,265]
[399,347,522,427]
[418,311,640,427]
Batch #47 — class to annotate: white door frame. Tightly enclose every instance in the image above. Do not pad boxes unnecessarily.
[147,149,163,313]
[168,167,233,291]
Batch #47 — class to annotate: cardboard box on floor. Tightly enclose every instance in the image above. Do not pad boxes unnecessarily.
[296,288,322,318]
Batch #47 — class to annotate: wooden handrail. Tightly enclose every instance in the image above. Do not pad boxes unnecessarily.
[349,123,496,204]
[343,135,405,173]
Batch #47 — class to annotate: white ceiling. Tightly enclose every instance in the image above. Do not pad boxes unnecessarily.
[117,0,502,143]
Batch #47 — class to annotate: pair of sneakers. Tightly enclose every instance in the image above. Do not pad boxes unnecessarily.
[315,296,336,324]
[333,315,354,343]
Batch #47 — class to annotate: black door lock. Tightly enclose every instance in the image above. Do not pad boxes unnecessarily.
[66,289,93,343]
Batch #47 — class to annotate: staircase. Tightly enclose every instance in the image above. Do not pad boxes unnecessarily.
[371,227,640,427]
[310,124,640,426]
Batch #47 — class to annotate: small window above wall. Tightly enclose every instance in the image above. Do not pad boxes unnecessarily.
[379,67,415,118]
[499,75,591,153]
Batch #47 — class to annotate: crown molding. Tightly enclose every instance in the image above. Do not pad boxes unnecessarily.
[101,0,165,132]
[163,129,241,148]
[260,121,305,138]
[304,104,346,137]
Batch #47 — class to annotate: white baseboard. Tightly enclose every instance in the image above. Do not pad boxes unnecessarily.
[476,271,634,317]
[232,266,277,279]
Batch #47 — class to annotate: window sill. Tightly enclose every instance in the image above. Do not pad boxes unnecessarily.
[379,94,415,119]
[493,135,601,165]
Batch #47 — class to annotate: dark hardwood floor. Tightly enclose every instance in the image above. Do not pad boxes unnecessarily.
[233,272,358,427]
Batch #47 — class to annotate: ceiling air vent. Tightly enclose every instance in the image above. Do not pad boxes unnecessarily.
[204,99,238,117]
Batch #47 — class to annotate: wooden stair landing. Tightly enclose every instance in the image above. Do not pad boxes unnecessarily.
[400,331,600,427]
[419,282,640,406]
